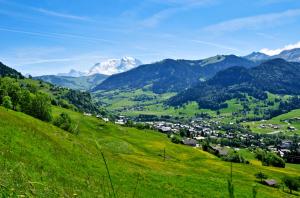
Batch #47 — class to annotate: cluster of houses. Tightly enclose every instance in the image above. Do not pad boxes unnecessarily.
[268,140,300,159]
[259,123,280,130]
[83,112,110,122]
[146,119,219,139]
[143,119,300,161]
[260,122,297,132]
[284,117,300,123]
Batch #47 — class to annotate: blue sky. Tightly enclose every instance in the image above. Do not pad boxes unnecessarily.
[0,0,300,75]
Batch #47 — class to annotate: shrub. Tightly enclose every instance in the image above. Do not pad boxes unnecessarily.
[171,136,181,144]
[263,152,285,168]
[283,176,300,194]
[222,151,246,163]
[54,112,79,134]
[30,93,52,122]
[201,139,212,152]
[255,149,285,168]
[255,172,268,183]
[2,96,12,110]
[254,148,266,161]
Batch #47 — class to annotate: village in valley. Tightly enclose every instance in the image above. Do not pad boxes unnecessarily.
[85,111,300,168]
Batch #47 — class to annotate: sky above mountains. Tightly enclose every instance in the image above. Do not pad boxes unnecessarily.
[0,0,300,75]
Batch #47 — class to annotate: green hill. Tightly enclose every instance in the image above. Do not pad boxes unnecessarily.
[0,106,299,197]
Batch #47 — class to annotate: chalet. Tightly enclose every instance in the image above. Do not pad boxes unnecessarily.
[103,118,109,122]
[182,138,198,147]
[83,112,92,116]
[159,126,172,133]
[278,149,290,157]
[195,136,205,141]
[211,145,229,156]
[287,126,296,131]
[280,140,292,149]
[115,119,125,125]
[263,179,277,187]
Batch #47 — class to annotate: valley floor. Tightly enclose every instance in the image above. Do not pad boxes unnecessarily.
[0,106,300,197]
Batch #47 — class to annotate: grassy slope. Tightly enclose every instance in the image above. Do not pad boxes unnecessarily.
[245,109,300,135]
[0,107,299,197]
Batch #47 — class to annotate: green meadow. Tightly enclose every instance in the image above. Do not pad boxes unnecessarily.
[94,89,212,117]
[94,89,290,123]
[245,109,300,135]
[0,106,300,197]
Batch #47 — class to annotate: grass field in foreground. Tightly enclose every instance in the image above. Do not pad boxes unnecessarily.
[0,106,299,197]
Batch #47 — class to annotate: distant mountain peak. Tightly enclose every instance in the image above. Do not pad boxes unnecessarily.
[245,48,300,63]
[88,57,142,76]
[274,48,300,62]
[57,69,86,77]
[244,52,270,62]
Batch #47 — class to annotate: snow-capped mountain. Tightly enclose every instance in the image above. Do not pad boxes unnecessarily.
[274,48,300,62]
[57,69,86,77]
[244,48,300,63]
[88,57,142,76]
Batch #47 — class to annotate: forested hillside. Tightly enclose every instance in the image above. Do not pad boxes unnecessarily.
[0,76,99,116]
[168,59,300,110]
[0,62,23,78]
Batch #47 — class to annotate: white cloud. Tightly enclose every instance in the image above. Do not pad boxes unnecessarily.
[204,9,300,32]
[142,0,216,27]
[0,27,115,44]
[190,39,240,51]
[0,0,90,21]
[142,8,179,27]
[32,8,89,21]
[260,41,300,56]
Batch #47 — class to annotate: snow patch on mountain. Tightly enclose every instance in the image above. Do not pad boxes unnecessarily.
[88,57,142,75]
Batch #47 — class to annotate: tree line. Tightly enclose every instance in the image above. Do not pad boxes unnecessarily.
[0,77,79,134]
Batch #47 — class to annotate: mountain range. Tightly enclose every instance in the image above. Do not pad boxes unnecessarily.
[17,47,300,94]
[167,58,300,110]
[2,56,300,112]
[94,55,257,93]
